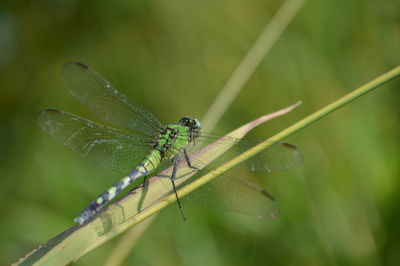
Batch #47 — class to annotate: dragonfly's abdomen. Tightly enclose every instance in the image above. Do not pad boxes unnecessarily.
[74,150,162,224]
[126,150,163,181]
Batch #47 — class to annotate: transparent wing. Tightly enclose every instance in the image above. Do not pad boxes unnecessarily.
[61,62,163,135]
[191,133,303,172]
[38,109,153,172]
[176,133,301,216]
[238,142,303,172]
[185,174,279,218]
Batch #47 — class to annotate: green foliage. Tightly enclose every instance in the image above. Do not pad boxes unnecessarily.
[1,0,400,265]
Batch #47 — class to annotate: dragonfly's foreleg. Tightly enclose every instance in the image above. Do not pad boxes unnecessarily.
[74,167,149,224]
[171,156,186,221]
[183,149,199,170]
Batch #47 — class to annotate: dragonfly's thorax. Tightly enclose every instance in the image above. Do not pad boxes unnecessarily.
[153,124,191,158]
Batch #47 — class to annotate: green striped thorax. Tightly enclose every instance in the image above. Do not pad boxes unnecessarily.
[152,117,201,158]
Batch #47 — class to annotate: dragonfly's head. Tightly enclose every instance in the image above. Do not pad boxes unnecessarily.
[179,117,201,142]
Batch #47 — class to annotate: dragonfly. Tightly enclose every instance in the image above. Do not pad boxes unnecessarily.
[38,62,303,225]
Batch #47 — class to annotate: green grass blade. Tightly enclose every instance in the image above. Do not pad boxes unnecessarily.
[184,66,400,198]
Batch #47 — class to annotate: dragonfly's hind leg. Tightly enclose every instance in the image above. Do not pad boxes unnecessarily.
[171,155,186,221]
[133,175,149,189]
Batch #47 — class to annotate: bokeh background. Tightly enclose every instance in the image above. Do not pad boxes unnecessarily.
[1,0,400,265]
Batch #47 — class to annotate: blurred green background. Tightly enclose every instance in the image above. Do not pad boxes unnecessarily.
[1,0,400,265]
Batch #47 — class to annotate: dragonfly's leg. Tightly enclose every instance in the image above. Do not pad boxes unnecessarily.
[171,156,186,221]
[134,175,149,189]
[183,149,199,170]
